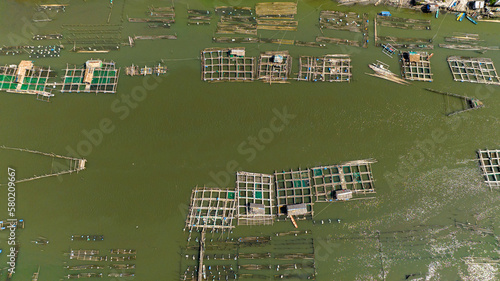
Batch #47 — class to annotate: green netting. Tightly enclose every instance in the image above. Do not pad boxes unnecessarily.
[313,169,322,176]
[293,180,302,187]
[228,192,235,199]
[255,191,262,199]
[0,75,14,82]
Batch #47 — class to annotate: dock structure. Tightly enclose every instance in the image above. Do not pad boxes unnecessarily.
[236,171,275,226]
[477,149,500,190]
[297,54,352,82]
[201,47,255,82]
[447,56,500,85]
[0,146,86,185]
[274,168,314,218]
[257,51,292,83]
[0,61,52,96]
[311,159,377,202]
[400,51,433,82]
[61,59,120,93]
[184,187,236,232]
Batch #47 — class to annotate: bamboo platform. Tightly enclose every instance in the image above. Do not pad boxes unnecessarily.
[216,22,257,35]
[0,146,86,185]
[376,15,431,30]
[316,36,360,47]
[255,2,297,18]
[201,47,255,82]
[439,44,499,51]
[311,159,377,202]
[425,88,484,116]
[236,171,275,226]
[444,33,481,43]
[184,187,237,231]
[61,59,119,93]
[447,56,500,85]
[274,168,314,217]
[297,54,352,82]
[257,51,292,83]
[477,149,500,190]
[319,11,367,33]
[400,51,433,82]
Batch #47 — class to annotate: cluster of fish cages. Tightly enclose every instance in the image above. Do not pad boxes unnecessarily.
[376,15,431,30]
[400,51,433,82]
[188,9,211,25]
[444,33,481,43]
[29,45,62,59]
[215,7,257,35]
[318,10,368,47]
[33,33,63,40]
[255,2,298,31]
[0,45,31,56]
[63,24,123,52]
[297,54,352,82]
[65,247,136,279]
[180,231,316,280]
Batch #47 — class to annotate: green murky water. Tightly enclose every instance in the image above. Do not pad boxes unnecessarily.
[0,0,499,280]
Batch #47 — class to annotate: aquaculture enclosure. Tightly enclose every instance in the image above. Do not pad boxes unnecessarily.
[274,168,314,217]
[311,159,377,202]
[236,171,275,225]
[61,60,119,93]
[0,61,52,94]
[201,47,255,82]
[400,51,433,82]
[477,149,500,190]
[184,187,237,232]
[257,51,292,83]
[297,54,352,82]
[447,56,500,85]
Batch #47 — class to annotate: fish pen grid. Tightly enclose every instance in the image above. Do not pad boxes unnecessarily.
[201,48,255,82]
[400,51,433,82]
[185,187,236,231]
[274,168,314,217]
[0,64,51,93]
[447,56,500,85]
[61,61,119,93]
[297,55,352,82]
[257,51,292,83]
[477,150,500,190]
[236,171,275,226]
[311,159,377,202]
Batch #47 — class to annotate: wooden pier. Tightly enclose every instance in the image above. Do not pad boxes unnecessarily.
[61,59,120,94]
[236,171,275,225]
[477,149,500,190]
[0,146,86,185]
[257,51,292,84]
[184,187,236,232]
[274,168,314,218]
[311,159,377,202]
[297,54,352,82]
[400,51,433,82]
[447,56,500,85]
[201,47,255,82]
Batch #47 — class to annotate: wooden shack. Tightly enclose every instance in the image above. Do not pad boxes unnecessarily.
[287,203,307,216]
[335,189,353,201]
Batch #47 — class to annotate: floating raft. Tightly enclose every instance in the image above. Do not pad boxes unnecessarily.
[400,51,433,82]
[447,56,500,85]
[236,171,275,226]
[477,149,500,190]
[201,47,255,82]
[257,50,292,83]
[61,59,119,93]
[297,54,352,82]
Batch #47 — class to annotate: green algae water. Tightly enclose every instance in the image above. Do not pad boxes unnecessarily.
[0,0,499,280]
